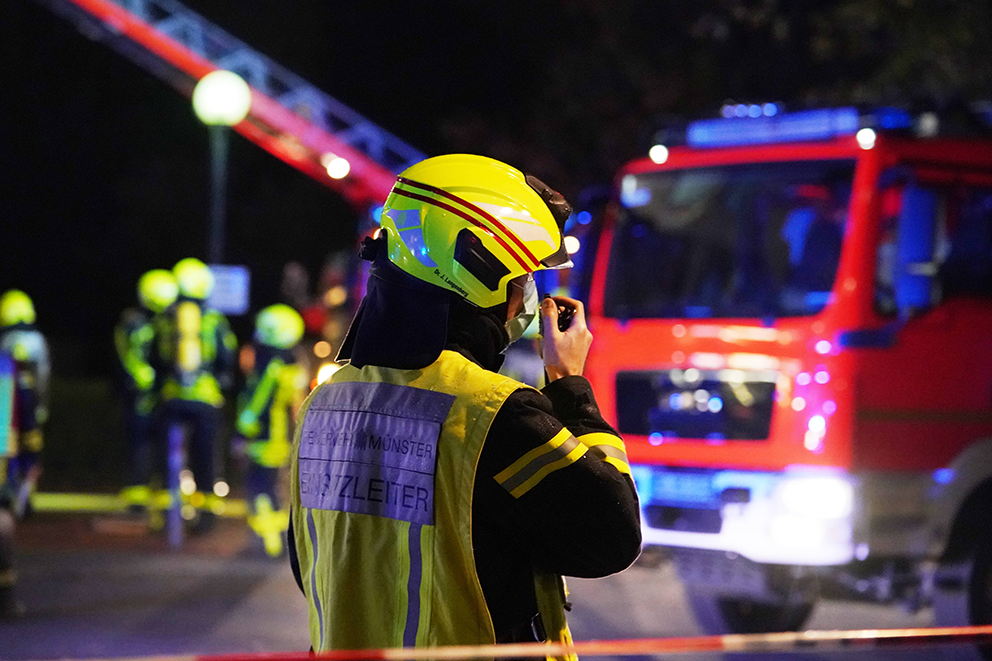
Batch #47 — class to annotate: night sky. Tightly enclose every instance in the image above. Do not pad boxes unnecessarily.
[4,1,988,376]
[1,1,558,374]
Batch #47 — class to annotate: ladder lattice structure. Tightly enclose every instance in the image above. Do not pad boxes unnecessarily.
[35,0,427,210]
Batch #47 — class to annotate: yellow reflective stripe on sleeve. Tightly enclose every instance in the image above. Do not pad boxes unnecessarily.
[116,324,154,385]
[577,432,631,476]
[495,428,588,498]
[246,359,284,419]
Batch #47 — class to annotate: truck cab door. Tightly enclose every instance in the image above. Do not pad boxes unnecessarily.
[855,170,992,472]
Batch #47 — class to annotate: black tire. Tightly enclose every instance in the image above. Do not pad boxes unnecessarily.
[933,545,992,661]
[934,542,992,626]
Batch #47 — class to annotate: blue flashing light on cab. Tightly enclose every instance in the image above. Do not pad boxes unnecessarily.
[683,105,916,150]
[687,107,860,148]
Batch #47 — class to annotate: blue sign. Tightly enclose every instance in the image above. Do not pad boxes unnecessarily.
[207,264,250,315]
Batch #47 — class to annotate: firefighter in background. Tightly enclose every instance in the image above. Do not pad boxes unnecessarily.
[235,304,308,557]
[0,350,23,618]
[114,269,179,509]
[0,502,18,618]
[156,258,237,532]
[0,290,50,519]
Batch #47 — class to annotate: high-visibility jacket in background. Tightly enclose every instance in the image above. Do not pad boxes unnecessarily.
[155,296,237,506]
[156,297,237,407]
[0,323,49,455]
[236,344,309,469]
[290,350,574,659]
[114,306,158,414]
[238,343,309,557]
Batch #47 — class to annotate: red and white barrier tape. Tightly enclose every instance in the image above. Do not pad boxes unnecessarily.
[106,625,992,661]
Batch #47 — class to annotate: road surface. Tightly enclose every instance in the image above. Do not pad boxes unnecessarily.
[1,512,984,661]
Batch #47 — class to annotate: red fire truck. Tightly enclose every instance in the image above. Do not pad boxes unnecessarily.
[584,105,992,633]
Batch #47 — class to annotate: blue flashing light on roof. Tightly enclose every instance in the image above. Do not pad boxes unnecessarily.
[687,107,860,148]
[722,103,780,119]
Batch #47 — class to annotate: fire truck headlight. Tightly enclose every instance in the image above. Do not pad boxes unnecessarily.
[770,515,828,548]
[777,476,853,519]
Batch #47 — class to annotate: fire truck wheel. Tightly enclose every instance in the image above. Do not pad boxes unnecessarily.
[685,589,816,635]
[933,542,992,627]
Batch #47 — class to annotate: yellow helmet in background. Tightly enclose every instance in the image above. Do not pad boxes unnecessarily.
[173,258,215,300]
[0,290,36,327]
[254,304,304,349]
[137,269,179,313]
[378,154,573,309]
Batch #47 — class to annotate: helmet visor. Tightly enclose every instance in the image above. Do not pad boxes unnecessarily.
[525,174,573,270]
[539,241,573,270]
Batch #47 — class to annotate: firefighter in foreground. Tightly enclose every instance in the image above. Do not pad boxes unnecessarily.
[114,269,179,509]
[157,258,238,532]
[235,304,308,557]
[0,290,50,518]
[289,154,641,657]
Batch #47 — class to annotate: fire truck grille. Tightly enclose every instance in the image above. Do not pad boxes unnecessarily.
[645,504,722,533]
[615,369,777,441]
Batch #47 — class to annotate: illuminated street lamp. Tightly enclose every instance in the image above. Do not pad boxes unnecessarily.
[192,70,251,264]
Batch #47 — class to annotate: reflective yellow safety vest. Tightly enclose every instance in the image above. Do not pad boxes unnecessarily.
[157,300,237,408]
[237,355,309,468]
[290,350,575,660]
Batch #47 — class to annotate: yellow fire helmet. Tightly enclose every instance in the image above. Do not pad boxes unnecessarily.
[0,290,36,327]
[378,154,573,309]
[254,303,304,349]
[137,269,179,313]
[173,257,215,300]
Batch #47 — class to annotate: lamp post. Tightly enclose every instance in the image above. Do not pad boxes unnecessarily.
[192,70,251,264]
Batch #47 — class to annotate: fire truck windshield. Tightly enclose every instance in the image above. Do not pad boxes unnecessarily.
[605,159,856,319]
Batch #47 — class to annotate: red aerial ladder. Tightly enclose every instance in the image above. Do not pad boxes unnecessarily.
[34,0,426,212]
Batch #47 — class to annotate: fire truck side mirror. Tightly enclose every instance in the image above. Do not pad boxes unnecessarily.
[894,186,940,317]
